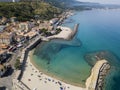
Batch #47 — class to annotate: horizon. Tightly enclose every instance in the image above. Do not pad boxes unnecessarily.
[76,0,120,5]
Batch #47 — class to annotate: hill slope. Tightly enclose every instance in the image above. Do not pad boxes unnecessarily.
[0,2,61,21]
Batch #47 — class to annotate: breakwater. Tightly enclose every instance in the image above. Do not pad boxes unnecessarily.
[95,62,110,90]
[71,23,79,38]
[47,24,79,41]
[86,60,110,90]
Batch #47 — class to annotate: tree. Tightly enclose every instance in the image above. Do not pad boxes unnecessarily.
[0,2,61,21]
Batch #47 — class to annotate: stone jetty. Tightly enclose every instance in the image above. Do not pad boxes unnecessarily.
[86,60,110,90]
[95,62,110,90]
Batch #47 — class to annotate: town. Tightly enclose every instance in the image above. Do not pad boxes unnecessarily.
[0,10,73,89]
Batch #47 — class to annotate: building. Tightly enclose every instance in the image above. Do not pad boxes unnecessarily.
[24,31,37,39]
[0,32,16,45]
[10,17,17,23]
[12,0,15,2]
[0,25,6,32]
[0,17,8,25]
[18,22,30,33]
[0,33,11,45]
[0,64,6,77]
[0,44,9,49]
[15,35,25,42]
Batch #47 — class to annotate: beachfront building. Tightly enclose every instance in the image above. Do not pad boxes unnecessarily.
[0,64,6,77]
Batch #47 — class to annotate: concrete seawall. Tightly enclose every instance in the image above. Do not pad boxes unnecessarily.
[71,24,79,39]
[18,36,42,80]
[12,36,42,90]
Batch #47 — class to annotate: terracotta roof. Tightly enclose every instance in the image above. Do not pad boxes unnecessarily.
[0,32,11,39]
[0,49,7,55]
[0,44,9,49]
[24,31,36,37]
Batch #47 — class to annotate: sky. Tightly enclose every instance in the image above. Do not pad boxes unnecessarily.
[76,0,120,5]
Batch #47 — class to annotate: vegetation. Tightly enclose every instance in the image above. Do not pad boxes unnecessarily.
[20,0,66,9]
[56,28,62,34]
[14,58,21,70]
[0,2,61,21]
[40,28,52,36]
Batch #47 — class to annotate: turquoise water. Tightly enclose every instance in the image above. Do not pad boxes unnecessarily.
[32,9,120,89]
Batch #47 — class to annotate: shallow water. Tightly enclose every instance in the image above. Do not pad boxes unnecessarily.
[32,9,120,89]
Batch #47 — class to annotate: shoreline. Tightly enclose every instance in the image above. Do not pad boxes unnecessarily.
[12,25,111,90]
[12,44,110,90]
[12,17,110,90]
[29,50,86,88]
[30,48,110,90]
[22,51,85,90]
[12,24,110,90]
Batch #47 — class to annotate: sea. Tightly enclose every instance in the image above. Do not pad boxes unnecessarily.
[31,9,120,90]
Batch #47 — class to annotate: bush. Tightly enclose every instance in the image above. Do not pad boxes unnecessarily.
[14,58,21,70]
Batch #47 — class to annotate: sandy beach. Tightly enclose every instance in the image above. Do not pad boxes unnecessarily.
[21,51,85,90]
[18,49,108,90]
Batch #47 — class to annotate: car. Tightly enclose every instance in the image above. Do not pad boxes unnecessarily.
[17,44,23,48]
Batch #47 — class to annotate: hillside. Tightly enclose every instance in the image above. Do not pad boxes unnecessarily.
[0,2,61,21]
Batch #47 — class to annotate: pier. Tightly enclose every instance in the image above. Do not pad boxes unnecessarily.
[70,23,79,39]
